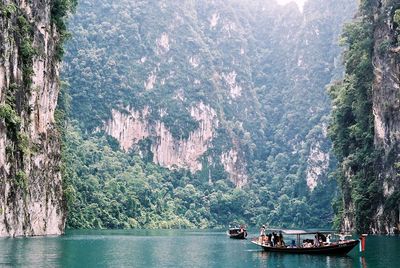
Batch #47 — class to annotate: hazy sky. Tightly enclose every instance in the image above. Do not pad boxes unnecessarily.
[276,0,307,10]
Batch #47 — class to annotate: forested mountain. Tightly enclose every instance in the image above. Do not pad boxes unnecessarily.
[0,0,75,237]
[60,0,357,229]
[329,0,400,233]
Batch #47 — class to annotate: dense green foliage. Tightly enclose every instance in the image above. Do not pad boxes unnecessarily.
[61,0,356,229]
[328,17,377,231]
[395,9,400,45]
[62,120,338,229]
[328,0,400,232]
[51,0,78,60]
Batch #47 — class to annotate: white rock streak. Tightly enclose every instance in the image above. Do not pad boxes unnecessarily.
[221,149,248,188]
[306,142,329,191]
[104,103,217,173]
[104,107,150,151]
[222,71,242,98]
[156,33,170,55]
[209,13,219,29]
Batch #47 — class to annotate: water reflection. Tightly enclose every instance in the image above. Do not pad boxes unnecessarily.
[0,231,398,267]
[359,256,367,268]
[0,236,62,267]
[251,249,356,268]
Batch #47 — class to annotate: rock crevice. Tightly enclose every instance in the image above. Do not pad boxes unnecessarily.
[0,0,65,237]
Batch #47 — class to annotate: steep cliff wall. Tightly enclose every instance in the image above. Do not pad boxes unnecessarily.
[0,0,69,237]
[370,0,400,233]
[330,0,400,234]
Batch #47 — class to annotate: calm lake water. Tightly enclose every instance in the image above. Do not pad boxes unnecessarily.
[0,229,398,267]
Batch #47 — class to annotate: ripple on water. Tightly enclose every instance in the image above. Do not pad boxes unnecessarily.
[0,231,398,267]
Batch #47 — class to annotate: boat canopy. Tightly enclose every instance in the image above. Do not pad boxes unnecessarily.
[265,229,334,235]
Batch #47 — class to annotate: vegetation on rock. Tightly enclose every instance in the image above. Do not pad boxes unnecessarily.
[60,0,356,229]
[329,0,400,233]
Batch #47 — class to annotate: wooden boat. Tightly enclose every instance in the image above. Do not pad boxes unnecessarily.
[251,230,359,255]
[227,227,248,239]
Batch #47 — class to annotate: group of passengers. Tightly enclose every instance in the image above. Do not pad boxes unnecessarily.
[258,226,334,248]
[302,233,331,248]
[258,226,286,247]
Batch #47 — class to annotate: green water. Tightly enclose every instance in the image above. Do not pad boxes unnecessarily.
[0,230,398,267]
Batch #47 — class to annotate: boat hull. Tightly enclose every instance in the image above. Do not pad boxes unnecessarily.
[229,231,247,239]
[252,240,359,255]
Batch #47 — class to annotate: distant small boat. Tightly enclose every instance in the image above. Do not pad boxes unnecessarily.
[251,229,359,255]
[227,227,248,239]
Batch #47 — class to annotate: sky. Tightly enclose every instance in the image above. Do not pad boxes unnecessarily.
[276,0,307,10]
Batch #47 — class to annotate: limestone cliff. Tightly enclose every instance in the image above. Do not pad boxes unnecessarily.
[337,0,400,234]
[306,141,330,191]
[103,102,252,186]
[0,0,69,237]
[104,102,219,173]
[370,0,400,233]
[221,149,248,188]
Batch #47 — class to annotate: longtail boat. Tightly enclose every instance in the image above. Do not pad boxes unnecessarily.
[227,227,248,239]
[251,229,359,255]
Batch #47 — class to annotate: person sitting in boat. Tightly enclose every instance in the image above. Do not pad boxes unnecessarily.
[264,234,270,246]
[317,232,326,243]
[323,234,332,246]
[303,240,313,248]
[239,225,248,238]
[275,235,280,247]
[339,232,346,241]
[314,234,320,247]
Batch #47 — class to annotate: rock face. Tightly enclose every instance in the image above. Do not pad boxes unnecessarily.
[370,1,400,233]
[152,103,217,172]
[103,103,252,185]
[104,107,150,151]
[105,102,218,173]
[0,0,65,237]
[221,149,248,188]
[306,141,330,191]
[338,0,400,234]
